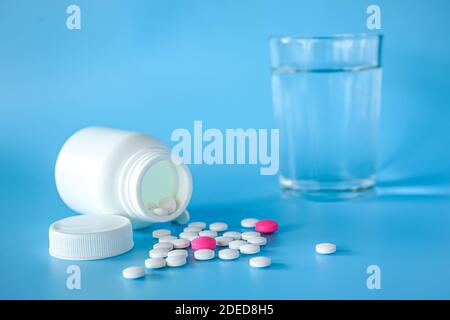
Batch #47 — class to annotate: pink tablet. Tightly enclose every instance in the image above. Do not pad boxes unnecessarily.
[191,236,216,250]
[255,219,279,234]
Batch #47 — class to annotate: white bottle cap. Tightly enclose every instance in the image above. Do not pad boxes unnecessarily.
[49,215,134,260]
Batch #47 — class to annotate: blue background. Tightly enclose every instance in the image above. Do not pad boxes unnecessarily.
[1,0,450,299]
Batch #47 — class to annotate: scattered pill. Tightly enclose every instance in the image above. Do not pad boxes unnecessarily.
[145,258,166,269]
[255,219,278,234]
[315,243,336,255]
[223,231,241,240]
[149,248,170,258]
[228,240,248,250]
[194,249,215,261]
[159,196,177,213]
[123,216,279,276]
[152,207,169,216]
[191,236,216,250]
[215,236,233,246]
[179,232,198,241]
[241,218,259,228]
[159,235,177,243]
[152,229,171,239]
[166,255,187,267]
[249,256,271,268]
[218,249,240,260]
[167,249,188,258]
[153,242,174,250]
[173,210,190,225]
[122,266,145,279]
[241,231,261,241]
[188,222,207,230]
[184,226,202,233]
[172,238,190,249]
[198,230,217,238]
[240,244,260,255]
[209,222,228,232]
[247,236,267,246]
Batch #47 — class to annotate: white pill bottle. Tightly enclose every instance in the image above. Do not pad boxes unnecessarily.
[55,127,192,229]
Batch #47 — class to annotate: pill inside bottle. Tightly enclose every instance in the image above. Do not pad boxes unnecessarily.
[142,160,179,212]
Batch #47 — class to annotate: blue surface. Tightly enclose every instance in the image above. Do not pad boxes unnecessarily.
[1,0,450,299]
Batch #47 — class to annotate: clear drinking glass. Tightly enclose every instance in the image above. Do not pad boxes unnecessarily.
[270,34,382,199]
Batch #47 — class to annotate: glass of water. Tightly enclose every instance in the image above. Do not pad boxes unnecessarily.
[270,34,382,199]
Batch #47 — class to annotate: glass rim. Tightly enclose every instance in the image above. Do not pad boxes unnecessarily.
[270,33,383,43]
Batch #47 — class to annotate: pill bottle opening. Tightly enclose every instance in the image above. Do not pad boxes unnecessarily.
[139,159,192,222]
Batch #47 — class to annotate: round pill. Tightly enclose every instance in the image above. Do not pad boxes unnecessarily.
[228,240,248,250]
[223,231,241,240]
[184,226,202,233]
[152,207,169,216]
[218,249,239,260]
[122,266,145,279]
[146,201,157,210]
[241,231,261,241]
[249,256,271,268]
[198,230,217,238]
[247,236,267,246]
[191,236,216,250]
[167,249,188,258]
[241,218,259,228]
[152,229,171,239]
[166,255,187,267]
[315,243,336,254]
[215,236,233,246]
[172,238,190,249]
[255,219,278,234]
[179,232,198,241]
[145,258,166,269]
[159,235,177,243]
[209,222,228,232]
[194,249,215,261]
[159,196,177,213]
[149,248,169,258]
[174,210,190,225]
[153,242,174,250]
[240,244,260,255]
[188,221,207,230]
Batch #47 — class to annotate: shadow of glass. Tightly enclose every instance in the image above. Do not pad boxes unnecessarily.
[375,175,450,200]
